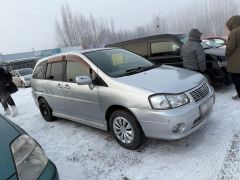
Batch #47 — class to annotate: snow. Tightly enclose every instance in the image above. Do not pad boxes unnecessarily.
[1,86,240,180]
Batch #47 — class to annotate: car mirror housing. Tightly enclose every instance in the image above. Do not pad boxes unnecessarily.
[75,75,92,85]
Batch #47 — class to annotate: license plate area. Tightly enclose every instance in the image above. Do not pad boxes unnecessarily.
[200,96,214,116]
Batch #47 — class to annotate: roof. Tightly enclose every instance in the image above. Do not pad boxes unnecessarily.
[106,33,185,47]
[35,48,114,65]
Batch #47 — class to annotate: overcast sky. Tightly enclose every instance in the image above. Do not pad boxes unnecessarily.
[0,0,193,54]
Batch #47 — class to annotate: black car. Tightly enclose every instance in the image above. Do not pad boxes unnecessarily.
[106,34,230,85]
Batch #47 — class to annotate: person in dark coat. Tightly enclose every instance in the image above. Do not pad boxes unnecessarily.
[181,29,206,72]
[225,15,240,100]
[0,67,18,116]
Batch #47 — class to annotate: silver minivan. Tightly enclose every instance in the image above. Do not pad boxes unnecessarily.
[31,48,215,149]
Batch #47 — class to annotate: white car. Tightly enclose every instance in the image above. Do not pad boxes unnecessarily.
[11,68,33,88]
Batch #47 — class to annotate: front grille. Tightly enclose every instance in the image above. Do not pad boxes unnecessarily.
[190,83,209,102]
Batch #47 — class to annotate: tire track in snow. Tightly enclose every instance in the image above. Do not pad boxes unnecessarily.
[218,131,240,180]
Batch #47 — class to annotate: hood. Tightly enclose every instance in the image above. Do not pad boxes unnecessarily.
[115,65,204,94]
[226,15,240,31]
[204,48,226,57]
[22,74,32,79]
[0,115,21,179]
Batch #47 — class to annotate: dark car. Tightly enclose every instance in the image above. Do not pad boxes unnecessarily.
[106,34,230,85]
[0,114,59,180]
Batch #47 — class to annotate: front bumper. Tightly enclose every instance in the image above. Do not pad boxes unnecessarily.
[131,84,215,140]
[22,80,31,87]
[38,160,59,180]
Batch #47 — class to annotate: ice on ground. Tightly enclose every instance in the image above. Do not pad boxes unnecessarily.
[1,86,240,180]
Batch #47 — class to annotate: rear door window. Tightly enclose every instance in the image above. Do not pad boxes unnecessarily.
[46,62,64,81]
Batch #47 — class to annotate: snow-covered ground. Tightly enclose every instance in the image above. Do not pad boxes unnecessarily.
[1,86,240,180]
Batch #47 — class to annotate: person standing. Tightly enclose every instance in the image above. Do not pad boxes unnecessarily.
[225,15,240,100]
[181,29,206,73]
[0,67,18,116]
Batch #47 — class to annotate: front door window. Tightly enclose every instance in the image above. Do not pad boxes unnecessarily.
[66,61,91,82]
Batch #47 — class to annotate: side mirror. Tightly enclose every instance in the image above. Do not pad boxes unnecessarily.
[75,75,92,85]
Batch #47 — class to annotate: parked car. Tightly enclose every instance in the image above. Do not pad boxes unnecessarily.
[106,34,231,85]
[31,48,215,150]
[0,114,59,180]
[11,68,33,88]
[203,36,227,46]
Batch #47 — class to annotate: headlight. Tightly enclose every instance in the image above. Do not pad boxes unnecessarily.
[217,60,227,67]
[165,94,190,108]
[11,134,48,180]
[149,95,171,110]
[149,93,190,110]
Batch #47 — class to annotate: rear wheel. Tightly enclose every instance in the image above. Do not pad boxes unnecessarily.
[39,98,55,122]
[109,110,143,150]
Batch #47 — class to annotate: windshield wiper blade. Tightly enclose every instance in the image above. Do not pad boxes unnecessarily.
[126,66,145,73]
[126,64,160,74]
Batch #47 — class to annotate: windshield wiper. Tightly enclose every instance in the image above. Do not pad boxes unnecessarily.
[126,64,159,74]
[126,66,145,73]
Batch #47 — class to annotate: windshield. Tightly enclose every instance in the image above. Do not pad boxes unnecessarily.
[202,39,222,48]
[179,35,213,49]
[18,68,33,76]
[201,42,210,49]
[84,49,154,77]
[178,35,188,44]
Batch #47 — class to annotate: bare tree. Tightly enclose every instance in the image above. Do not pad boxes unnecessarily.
[55,1,240,48]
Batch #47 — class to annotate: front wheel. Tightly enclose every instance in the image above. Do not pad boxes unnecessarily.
[21,81,26,88]
[109,110,143,150]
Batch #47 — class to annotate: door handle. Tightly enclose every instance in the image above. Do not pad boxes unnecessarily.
[57,83,62,88]
[64,84,70,89]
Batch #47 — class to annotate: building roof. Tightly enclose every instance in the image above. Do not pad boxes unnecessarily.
[0,46,82,64]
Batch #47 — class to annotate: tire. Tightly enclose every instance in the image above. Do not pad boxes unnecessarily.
[21,81,26,88]
[109,110,143,150]
[39,98,55,122]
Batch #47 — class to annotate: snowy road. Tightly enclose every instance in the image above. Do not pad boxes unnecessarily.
[1,86,240,180]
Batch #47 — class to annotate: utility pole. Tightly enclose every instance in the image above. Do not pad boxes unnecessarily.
[156,15,160,34]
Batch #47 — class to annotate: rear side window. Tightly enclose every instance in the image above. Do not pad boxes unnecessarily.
[46,62,64,81]
[32,61,47,79]
[124,42,148,57]
[151,41,180,56]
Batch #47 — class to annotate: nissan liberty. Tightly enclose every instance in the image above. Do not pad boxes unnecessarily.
[31,48,215,150]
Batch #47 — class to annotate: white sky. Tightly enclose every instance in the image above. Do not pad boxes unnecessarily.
[0,0,193,54]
